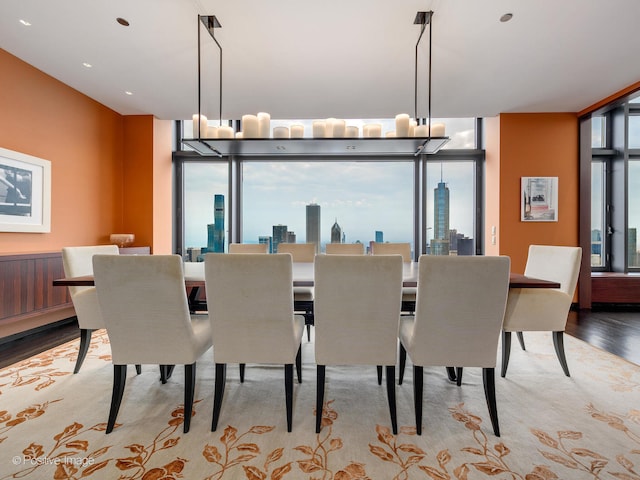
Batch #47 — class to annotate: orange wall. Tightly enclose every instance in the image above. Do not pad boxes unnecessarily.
[486,113,579,272]
[0,49,171,254]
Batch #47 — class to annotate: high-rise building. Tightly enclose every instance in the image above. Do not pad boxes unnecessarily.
[431,180,450,255]
[213,194,225,253]
[629,228,638,267]
[375,230,383,243]
[306,203,321,253]
[331,219,342,243]
[259,236,272,253]
[286,231,296,243]
[272,224,288,253]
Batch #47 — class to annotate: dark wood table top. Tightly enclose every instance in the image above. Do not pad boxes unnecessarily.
[53,272,560,289]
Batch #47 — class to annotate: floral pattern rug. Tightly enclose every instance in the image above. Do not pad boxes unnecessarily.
[1,330,638,480]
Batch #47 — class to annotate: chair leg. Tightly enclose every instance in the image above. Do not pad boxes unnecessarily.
[482,367,500,437]
[183,363,196,433]
[516,332,526,350]
[553,331,571,377]
[456,367,463,386]
[295,346,302,384]
[285,364,294,432]
[74,328,93,374]
[107,365,127,434]
[413,365,423,435]
[376,365,383,385]
[135,365,141,375]
[385,365,398,435]
[211,363,226,432]
[240,363,245,383]
[501,332,512,378]
[306,324,311,342]
[446,367,457,382]
[160,365,175,384]
[316,365,325,433]
[399,343,407,385]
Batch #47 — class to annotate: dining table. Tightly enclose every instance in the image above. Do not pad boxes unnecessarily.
[53,261,561,296]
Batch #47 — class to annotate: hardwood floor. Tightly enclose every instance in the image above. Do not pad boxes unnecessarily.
[1,308,639,369]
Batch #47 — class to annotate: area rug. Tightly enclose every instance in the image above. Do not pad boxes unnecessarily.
[1,329,638,480]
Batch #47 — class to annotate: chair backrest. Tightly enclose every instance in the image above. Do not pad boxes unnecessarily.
[314,254,403,366]
[325,243,365,255]
[277,243,316,262]
[524,245,582,296]
[93,254,200,365]
[228,243,269,254]
[62,245,120,296]
[371,242,412,262]
[408,255,510,368]
[204,253,299,364]
[62,245,120,330]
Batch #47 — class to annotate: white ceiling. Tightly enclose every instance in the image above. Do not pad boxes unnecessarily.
[2,0,640,121]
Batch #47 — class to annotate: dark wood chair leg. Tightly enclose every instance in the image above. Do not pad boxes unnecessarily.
[456,367,463,386]
[295,346,302,383]
[483,367,500,437]
[501,331,511,378]
[377,365,383,385]
[385,365,398,435]
[399,343,407,385]
[211,363,226,432]
[446,367,457,382]
[413,365,423,435]
[183,363,196,433]
[316,365,325,433]
[306,324,311,342]
[74,328,93,374]
[285,363,293,432]
[553,331,570,376]
[516,331,526,350]
[106,365,127,434]
[240,363,245,383]
[135,365,141,375]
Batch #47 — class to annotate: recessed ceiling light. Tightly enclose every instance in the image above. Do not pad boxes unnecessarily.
[125,91,133,96]
[19,19,31,26]
[116,17,130,27]
[82,62,92,68]
[500,13,513,23]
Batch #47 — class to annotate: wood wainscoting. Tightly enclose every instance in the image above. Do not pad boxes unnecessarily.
[592,272,640,304]
[0,252,74,340]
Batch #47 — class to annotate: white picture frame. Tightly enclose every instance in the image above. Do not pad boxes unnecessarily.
[0,147,51,233]
[521,176,558,222]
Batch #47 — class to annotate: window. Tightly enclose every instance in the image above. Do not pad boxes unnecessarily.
[182,161,228,261]
[241,161,414,253]
[591,159,606,267]
[629,160,640,267]
[425,161,476,255]
[175,117,482,258]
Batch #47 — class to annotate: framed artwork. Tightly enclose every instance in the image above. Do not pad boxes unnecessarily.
[0,147,51,232]
[521,176,558,222]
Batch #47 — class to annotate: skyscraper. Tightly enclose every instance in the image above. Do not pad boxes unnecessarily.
[272,224,288,253]
[213,194,225,253]
[331,219,342,243]
[259,235,272,253]
[306,203,321,253]
[375,230,383,243]
[431,179,450,255]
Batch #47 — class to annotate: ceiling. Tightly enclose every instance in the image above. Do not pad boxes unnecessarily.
[2,0,640,121]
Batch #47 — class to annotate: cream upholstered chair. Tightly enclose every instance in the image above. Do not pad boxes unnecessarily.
[371,242,415,312]
[229,243,269,253]
[501,245,582,377]
[278,243,316,341]
[62,245,119,373]
[93,254,212,434]
[398,255,510,436]
[325,243,365,255]
[204,253,304,432]
[314,254,403,434]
